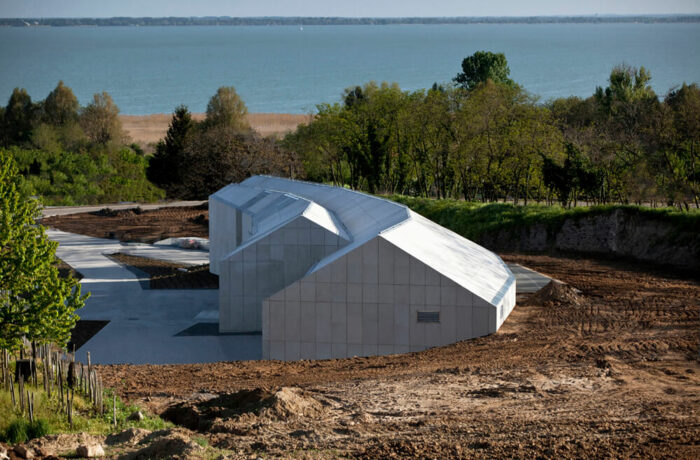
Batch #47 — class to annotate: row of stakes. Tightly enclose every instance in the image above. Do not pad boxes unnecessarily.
[1,344,119,428]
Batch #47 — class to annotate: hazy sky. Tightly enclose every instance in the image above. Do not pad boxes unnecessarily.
[2,0,700,18]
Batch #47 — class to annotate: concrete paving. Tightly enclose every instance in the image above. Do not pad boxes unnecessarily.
[49,230,260,365]
[508,263,552,293]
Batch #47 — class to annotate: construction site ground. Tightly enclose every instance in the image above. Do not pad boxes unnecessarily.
[40,206,700,459]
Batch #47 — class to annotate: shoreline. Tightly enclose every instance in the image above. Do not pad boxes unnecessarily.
[120,112,312,145]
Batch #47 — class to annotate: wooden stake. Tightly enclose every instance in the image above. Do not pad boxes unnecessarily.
[28,391,34,423]
[9,378,15,407]
[19,374,25,413]
[69,388,74,429]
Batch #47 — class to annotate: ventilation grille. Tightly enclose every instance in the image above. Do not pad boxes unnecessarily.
[417,311,440,323]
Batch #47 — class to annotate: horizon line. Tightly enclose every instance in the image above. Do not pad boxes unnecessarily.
[3,14,700,20]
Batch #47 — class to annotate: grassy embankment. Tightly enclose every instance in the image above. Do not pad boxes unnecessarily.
[389,195,700,242]
[0,358,170,445]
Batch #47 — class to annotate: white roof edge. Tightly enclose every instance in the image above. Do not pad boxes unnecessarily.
[242,175,412,215]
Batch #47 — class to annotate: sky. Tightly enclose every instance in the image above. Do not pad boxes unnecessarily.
[1,0,700,18]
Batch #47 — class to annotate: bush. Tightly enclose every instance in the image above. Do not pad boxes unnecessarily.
[28,418,51,439]
[1,418,52,444]
[4,145,165,205]
[3,419,28,444]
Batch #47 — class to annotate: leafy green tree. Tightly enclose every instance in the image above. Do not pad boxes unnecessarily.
[205,86,250,133]
[0,151,88,351]
[42,81,79,126]
[80,92,125,145]
[661,83,700,207]
[595,64,656,111]
[31,123,62,153]
[454,51,515,90]
[543,144,602,206]
[283,104,345,184]
[2,88,37,146]
[147,105,196,196]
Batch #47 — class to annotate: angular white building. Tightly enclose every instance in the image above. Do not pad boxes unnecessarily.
[210,176,516,361]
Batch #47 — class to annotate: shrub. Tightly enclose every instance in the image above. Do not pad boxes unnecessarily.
[28,418,51,439]
[3,419,29,444]
[1,418,52,444]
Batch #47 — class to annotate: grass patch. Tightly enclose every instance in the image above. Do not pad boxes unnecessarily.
[0,361,171,444]
[388,196,700,242]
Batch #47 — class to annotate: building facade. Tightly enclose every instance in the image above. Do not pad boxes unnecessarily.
[210,176,516,360]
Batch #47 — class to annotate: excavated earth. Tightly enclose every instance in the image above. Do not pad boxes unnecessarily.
[41,205,209,243]
[94,254,699,459]
[40,208,700,458]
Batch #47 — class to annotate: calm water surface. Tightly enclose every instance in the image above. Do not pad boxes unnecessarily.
[1,24,699,114]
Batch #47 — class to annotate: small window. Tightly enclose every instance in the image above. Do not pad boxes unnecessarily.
[417,311,440,323]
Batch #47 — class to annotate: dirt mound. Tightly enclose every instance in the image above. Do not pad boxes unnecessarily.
[122,429,204,460]
[265,387,325,419]
[189,213,208,226]
[528,280,585,307]
[162,387,324,431]
[105,427,151,446]
[26,432,104,458]
[91,207,142,218]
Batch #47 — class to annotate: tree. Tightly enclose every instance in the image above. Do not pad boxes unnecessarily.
[542,144,602,206]
[0,151,87,351]
[454,51,515,91]
[43,81,79,126]
[595,64,656,110]
[175,127,287,199]
[80,92,125,145]
[205,86,250,133]
[2,88,36,146]
[147,105,196,196]
[662,83,700,206]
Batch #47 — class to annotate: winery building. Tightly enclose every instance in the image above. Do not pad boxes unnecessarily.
[209,176,516,361]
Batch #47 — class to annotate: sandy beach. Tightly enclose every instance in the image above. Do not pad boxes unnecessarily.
[120,112,312,145]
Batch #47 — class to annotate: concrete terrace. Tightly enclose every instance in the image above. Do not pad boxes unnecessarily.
[49,230,260,365]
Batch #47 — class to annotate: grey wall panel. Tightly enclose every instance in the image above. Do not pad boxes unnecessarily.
[260,235,517,361]
[219,217,346,333]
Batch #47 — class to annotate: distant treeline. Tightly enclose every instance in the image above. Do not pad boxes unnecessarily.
[0,82,164,205]
[283,52,700,209]
[3,15,700,27]
[0,82,291,204]
[2,52,698,211]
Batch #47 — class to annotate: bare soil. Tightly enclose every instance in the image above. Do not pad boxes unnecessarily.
[41,206,209,244]
[40,206,700,458]
[93,254,700,459]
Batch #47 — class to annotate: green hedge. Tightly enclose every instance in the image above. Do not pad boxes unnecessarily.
[388,195,700,241]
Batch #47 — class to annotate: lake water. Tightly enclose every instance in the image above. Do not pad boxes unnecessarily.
[1,24,699,114]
